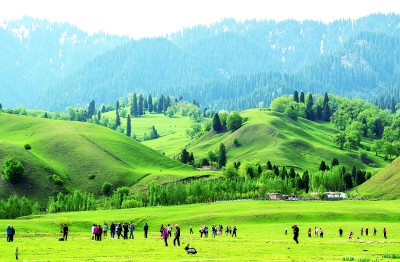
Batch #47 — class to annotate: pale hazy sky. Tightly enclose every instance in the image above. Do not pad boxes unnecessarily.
[1,0,399,38]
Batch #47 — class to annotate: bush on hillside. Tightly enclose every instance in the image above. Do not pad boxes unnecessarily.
[24,144,32,150]
[101,182,112,195]
[51,174,64,186]
[1,157,24,183]
[87,174,95,180]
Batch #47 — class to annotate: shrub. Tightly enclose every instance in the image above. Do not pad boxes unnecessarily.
[101,182,112,195]
[52,174,64,186]
[24,144,32,150]
[1,157,24,183]
[87,174,95,180]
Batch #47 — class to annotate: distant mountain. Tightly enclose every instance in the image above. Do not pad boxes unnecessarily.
[0,17,129,109]
[1,14,399,111]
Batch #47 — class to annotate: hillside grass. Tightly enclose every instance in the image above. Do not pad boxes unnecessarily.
[1,200,400,261]
[188,109,388,173]
[356,157,400,199]
[0,113,204,203]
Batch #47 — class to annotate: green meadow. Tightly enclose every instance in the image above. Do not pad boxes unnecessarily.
[1,200,399,261]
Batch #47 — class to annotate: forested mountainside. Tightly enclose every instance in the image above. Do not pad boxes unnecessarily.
[0,17,129,108]
[1,14,399,111]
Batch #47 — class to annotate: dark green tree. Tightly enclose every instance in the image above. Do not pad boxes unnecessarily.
[289,167,296,178]
[319,161,327,171]
[101,105,106,113]
[1,157,24,184]
[343,173,353,189]
[126,114,131,137]
[97,110,101,120]
[138,94,144,116]
[302,170,310,193]
[43,112,48,119]
[266,161,273,170]
[115,110,121,127]
[305,93,315,120]
[322,103,331,122]
[131,93,138,117]
[158,95,164,113]
[180,149,189,164]
[101,182,112,195]
[218,143,227,167]
[116,100,120,112]
[144,97,148,111]
[87,100,95,118]
[293,91,299,103]
[148,94,153,113]
[299,92,305,103]
[213,113,223,132]
[0,103,2,109]
[323,92,329,107]
[331,158,339,167]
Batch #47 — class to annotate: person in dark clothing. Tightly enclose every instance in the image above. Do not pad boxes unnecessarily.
[144,223,149,238]
[6,225,12,242]
[232,226,237,237]
[173,225,180,246]
[123,223,128,239]
[63,224,69,240]
[11,226,15,242]
[110,222,116,238]
[373,227,377,236]
[161,225,168,246]
[338,228,343,237]
[292,225,299,244]
[383,227,387,239]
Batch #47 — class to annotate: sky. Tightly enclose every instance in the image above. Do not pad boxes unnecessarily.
[1,0,399,39]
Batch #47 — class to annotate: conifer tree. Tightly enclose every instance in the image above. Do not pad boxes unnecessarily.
[87,100,95,118]
[213,113,222,132]
[126,114,131,137]
[116,100,120,111]
[131,93,138,117]
[97,110,101,120]
[218,143,227,167]
[180,149,189,164]
[266,160,273,170]
[319,161,327,171]
[115,110,121,127]
[300,92,305,103]
[293,91,299,103]
[138,94,144,116]
[302,170,310,193]
[148,94,153,113]
[305,93,315,120]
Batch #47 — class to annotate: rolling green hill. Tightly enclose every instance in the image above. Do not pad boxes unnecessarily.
[0,113,201,203]
[356,156,400,199]
[187,109,387,173]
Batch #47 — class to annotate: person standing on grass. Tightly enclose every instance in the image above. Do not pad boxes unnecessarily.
[117,223,122,239]
[383,228,387,239]
[189,225,193,234]
[314,226,318,237]
[161,225,168,246]
[123,223,129,239]
[102,223,108,238]
[97,225,103,241]
[365,227,368,236]
[144,223,149,238]
[173,224,180,247]
[110,222,116,238]
[232,226,237,237]
[308,228,311,237]
[349,231,353,239]
[62,224,69,241]
[129,222,135,239]
[6,225,12,242]
[11,226,15,242]
[339,228,343,237]
[292,225,299,244]
[360,227,363,236]
[319,228,324,238]
[373,227,377,236]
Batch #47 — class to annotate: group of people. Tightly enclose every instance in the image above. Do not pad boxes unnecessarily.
[99,222,136,240]
[6,225,16,242]
[160,224,180,247]
[197,225,237,238]
[290,225,389,243]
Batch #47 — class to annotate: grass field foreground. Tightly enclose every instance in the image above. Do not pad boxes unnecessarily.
[1,200,399,261]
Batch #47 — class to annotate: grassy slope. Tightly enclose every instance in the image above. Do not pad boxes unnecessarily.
[188,109,387,172]
[356,156,400,199]
[103,109,201,158]
[0,113,201,203]
[1,200,400,261]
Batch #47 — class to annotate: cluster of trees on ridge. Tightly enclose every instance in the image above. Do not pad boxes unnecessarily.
[271,91,400,159]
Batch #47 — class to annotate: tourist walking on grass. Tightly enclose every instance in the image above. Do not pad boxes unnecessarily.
[117,223,122,239]
[11,226,15,241]
[373,227,377,236]
[292,225,299,244]
[144,223,149,238]
[173,224,180,247]
[129,222,135,239]
[319,228,324,238]
[123,223,128,239]
[349,232,353,239]
[314,226,318,237]
[383,228,387,239]
[62,224,69,241]
[189,225,193,234]
[339,228,343,237]
[110,222,116,238]
[308,228,311,237]
[6,225,12,242]
[360,228,363,236]
[365,227,369,236]
[161,226,168,246]
[103,223,108,238]
[232,226,237,237]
